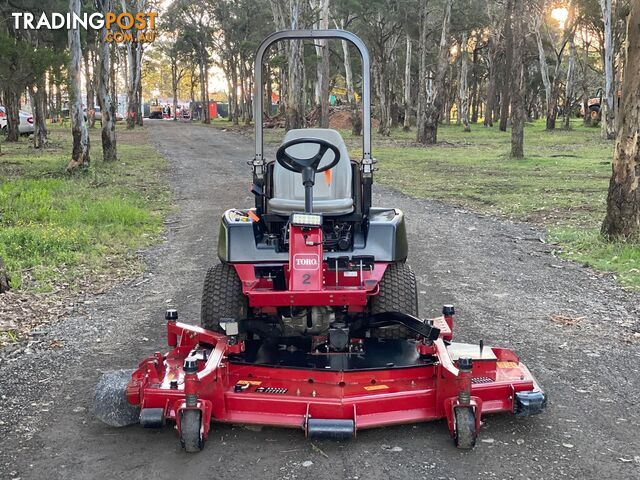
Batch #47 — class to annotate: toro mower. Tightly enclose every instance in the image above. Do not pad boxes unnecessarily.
[95,30,546,452]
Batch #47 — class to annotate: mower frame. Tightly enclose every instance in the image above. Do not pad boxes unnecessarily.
[116,29,547,452]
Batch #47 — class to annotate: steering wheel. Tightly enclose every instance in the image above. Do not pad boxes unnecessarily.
[276,138,341,175]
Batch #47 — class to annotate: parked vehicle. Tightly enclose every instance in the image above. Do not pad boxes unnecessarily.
[84,107,124,123]
[0,107,34,135]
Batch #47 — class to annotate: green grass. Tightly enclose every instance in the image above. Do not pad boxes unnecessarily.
[0,124,170,292]
[211,116,638,290]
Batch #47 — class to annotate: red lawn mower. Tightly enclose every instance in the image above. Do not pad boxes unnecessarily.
[95,30,546,452]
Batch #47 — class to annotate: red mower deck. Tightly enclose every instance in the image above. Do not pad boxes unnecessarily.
[126,310,545,449]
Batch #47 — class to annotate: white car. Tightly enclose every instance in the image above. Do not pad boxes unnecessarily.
[0,107,34,134]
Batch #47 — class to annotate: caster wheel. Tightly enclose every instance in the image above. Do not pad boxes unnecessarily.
[454,407,477,449]
[180,409,205,453]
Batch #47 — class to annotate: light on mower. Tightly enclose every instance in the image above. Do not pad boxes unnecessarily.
[291,213,323,227]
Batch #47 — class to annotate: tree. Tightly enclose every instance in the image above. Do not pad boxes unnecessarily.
[402,32,412,131]
[533,1,575,131]
[416,0,452,144]
[459,32,470,132]
[97,0,117,162]
[484,1,505,127]
[285,0,306,130]
[601,3,639,238]
[0,256,9,293]
[67,0,90,171]
[510,0,526,157]
[599,0,616,139]
[121,0,145,129]
[313,0,331,128]
[499,0,514,132]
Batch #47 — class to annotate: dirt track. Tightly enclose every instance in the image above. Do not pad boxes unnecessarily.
[1,121,639,480]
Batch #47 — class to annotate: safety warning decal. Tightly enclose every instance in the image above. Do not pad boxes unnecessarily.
[364,384,389,391]
[496,361,519,369]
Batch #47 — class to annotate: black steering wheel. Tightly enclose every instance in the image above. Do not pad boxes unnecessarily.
[276,138,341,175]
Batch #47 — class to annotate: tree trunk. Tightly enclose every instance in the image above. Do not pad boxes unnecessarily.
[534,19,554,130]
[0,256,10,293]
[171,55,179,121]
[29,79,48,148]
[459,33,470,132]
[470,37,480,123]
[84,45,95,128]
[315,0,330,128]
[600,0,616,139]
[4,90,20,142]
[125,43,137,129]
[402,33,412,131]
[484,3,502,127]
[563,34,577,130]
[510,0,525,158]
[286,0,305,130]
[601,4,640,238]
[136,54,143,126]
[97,0,116,161]
[499,0,514,132]
[416,1,428,134]
[67,0,90,171]
[416,0,452,145]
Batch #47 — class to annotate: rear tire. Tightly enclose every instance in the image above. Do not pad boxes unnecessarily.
[201,263,248,332]
[369,262,419,339]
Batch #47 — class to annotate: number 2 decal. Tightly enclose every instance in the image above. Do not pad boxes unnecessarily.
[302,274,311,285]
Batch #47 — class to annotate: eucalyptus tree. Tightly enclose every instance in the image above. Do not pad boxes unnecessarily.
[601,3,639,238]
[169,0,216,124]
[416,0,452,144]
[96,0,117,161]
[67,0,90,171]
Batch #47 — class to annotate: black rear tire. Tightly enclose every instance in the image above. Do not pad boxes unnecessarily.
[201,263,248,332]
[369,262,419,339]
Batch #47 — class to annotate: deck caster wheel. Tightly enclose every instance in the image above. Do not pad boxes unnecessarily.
[180,409,205,453]
[454,407,477,449]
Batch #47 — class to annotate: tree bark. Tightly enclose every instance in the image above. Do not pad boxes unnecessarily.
[534,18,553,130]
[29,79,48,148]
[459,33,470,132]
[84,45,96,128]
[416,1,428,134]
[286,0,305,130]
[600,0,616,140]
[97,0,116,161]
[316,0,330,128]
[470,36,480,124]
[4,90,20,142]
[484,2,502,127]
[416,0,452,144]
[601,4,640,238]
[403,33,412,131]
[67,0,90,171]
[0,256,10,293]
[510,0,525,158]
[563,33,577,130]
[499,0,514,132]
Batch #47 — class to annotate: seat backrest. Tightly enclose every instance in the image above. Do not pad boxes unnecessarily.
[271,128,352,210]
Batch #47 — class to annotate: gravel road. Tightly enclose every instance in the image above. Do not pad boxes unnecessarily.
[1,121,639,480]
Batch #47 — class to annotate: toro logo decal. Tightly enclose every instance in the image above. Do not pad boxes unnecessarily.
[293,254,320,270]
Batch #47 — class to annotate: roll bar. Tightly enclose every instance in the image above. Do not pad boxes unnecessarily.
[253,29,372,164]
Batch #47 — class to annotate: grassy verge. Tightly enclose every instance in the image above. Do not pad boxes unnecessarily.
[0,123,170,293]
[210,116,638,290]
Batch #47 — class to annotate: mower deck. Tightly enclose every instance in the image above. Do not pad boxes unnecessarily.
[125,313,546,448]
